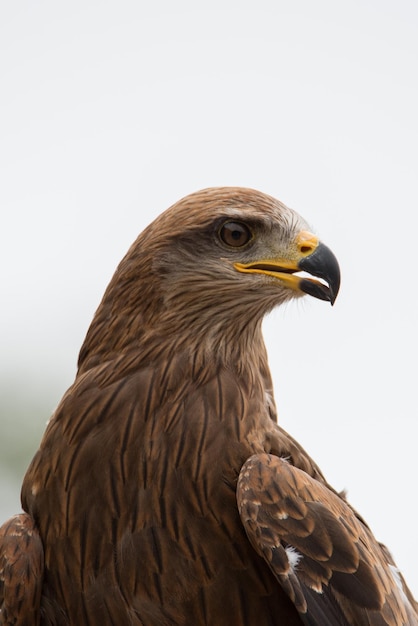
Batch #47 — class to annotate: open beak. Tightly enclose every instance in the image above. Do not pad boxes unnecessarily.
[233,231,341,305]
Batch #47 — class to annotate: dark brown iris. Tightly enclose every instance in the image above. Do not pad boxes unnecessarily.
[219,221,252,247]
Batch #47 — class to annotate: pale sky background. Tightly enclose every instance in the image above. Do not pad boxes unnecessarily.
[1,0,417,596]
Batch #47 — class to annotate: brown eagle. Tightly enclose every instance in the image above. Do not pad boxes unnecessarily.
[1,188,417,625]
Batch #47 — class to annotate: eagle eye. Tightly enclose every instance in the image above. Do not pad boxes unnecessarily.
[219,221,253,248]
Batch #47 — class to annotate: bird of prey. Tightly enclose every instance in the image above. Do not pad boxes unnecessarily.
[1,187,417,626]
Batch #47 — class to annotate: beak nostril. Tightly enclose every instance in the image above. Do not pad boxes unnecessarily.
[296,231,319,256]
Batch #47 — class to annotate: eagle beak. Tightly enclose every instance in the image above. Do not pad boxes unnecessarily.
[297,241,340,305]
[233,231,341,305]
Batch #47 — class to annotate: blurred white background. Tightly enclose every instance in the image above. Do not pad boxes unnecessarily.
[1,0,417,595]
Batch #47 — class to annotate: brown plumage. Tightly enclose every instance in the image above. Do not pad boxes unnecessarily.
[1,187,416,625]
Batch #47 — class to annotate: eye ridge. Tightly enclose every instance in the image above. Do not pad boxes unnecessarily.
[219,221,253,248]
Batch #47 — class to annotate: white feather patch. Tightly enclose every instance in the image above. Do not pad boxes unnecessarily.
[286,545,303,572]
[389,564,409,602]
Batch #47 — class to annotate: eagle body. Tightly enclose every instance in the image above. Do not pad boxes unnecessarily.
[1,188,417,625]
[22,344,303,625]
